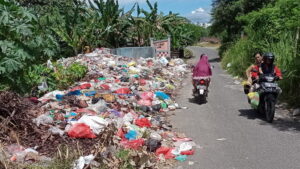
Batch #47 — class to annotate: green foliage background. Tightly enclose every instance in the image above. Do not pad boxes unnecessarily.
[212,0,300,106]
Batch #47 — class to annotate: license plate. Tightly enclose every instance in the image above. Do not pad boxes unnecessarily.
[263,82,277,88]
[197,85,206,89]
[199,89,204,94]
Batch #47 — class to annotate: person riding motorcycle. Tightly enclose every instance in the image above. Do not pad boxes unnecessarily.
[246,52,263,84]
[192,54,212,94]
[259,52,282,80]
[244,52,263,93]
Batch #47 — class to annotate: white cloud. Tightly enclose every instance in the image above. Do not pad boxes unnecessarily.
[191,7,205,14]
[187,7,211,23]
[118,0,148,5]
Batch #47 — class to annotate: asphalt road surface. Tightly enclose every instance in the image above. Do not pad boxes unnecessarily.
[171,47,300,169]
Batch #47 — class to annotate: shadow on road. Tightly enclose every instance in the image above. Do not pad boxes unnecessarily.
[188,98,207,105]
[239,109,264,120]
[208,57,221,63]
[239,109,300,132]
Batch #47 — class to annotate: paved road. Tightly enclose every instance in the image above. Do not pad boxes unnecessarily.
[171,47,300,169]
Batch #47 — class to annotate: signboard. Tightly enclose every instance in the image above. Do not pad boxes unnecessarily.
[150,36,171,58]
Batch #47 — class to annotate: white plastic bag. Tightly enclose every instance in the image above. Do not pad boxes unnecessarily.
[48,126,64,136]
[33,114,53,127]
[73,154,95,169]
[78,115,108,135]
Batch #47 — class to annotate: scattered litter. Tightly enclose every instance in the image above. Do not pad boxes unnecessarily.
[216,138,227,141]
[188,161,195,165]
[0,48,195,168]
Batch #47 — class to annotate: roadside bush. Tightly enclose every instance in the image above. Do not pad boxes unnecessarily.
[184,48,194,59]
[53,63,88,90]
[24,62,88,96]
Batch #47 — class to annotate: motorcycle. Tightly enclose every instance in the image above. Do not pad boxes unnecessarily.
[255,74,281,123]
[193,79,208,103]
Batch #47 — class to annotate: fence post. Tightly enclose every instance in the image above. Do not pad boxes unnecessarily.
[168,35,171,58]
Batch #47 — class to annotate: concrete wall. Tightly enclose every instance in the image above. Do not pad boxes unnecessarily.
[112,47,155,58]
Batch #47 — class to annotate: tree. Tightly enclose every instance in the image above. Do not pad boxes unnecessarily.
[0,0,58,92]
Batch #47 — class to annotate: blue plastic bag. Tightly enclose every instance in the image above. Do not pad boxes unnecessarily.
[125,130,138,140]
[155,91,170,100]
[85,91,97,96]
[56,94,64,101]
[67,90,82,96]
[175,155,187,162]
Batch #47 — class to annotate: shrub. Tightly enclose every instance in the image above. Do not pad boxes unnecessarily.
[184,48,193,59]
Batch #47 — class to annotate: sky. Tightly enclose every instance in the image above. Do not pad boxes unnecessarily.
[118,0,212,23]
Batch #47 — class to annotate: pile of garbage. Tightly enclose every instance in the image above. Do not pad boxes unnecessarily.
[0,48,196,168]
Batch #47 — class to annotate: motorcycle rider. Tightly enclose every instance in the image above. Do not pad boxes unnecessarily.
[245,52,263,93]
[192,54,212,94]
[259,52,283,80]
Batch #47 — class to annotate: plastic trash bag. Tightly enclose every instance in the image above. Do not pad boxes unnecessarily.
[68,123,96,139]
[84,91,96,97]
[33,114,53,127]
[179,142,193,152]
[120,138,145,149]
[248,92,259,109]
[78,115,108,135]
[125,130,138,140]
[102,94,115,102]
[67,90,82,96]
[38,81,48,91]
[138,99,152,106]
[175,155,187,162]
[88,99,107,113]
[146,139,161,152]
[180,150,195,155]
[159,57,169,66]
[128,61,137,67]
[115,88,131,99]
[48,126,64,136]
[155,91,170,100]
[140,92,154,101]
[155,147,175,159]
[135,118,152,128]
[150,132,162,141]
[79,83,92,89]
[73,154,95,169]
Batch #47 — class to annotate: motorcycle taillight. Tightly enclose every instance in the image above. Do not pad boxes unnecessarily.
[200,80,205,84]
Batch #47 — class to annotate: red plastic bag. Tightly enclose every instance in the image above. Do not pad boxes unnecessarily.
[138,99,152,106]
[180,149,195,155]
[70,86,81,91]
[135,118,152,128]
[115,88,131,94]
[140,92,154,101]
[68,123,96,139]
[121,139,145,149]
[155,147,175,159]
[76,108,97,115]
[100,84,110,90]
[117,128,126,140]
[139,79,147,86]
[29,97,39,104]
[80,83,92,89]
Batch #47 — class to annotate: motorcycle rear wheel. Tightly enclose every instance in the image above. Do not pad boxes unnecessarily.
[265,94,275,123]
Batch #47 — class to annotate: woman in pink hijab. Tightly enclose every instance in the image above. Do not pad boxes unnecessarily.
[192,54,212,89]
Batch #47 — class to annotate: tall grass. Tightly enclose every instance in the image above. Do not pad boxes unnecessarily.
[266,32,300,106]
[221,38,258,78]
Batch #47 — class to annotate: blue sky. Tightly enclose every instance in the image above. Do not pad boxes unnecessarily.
[118,0,212,23]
